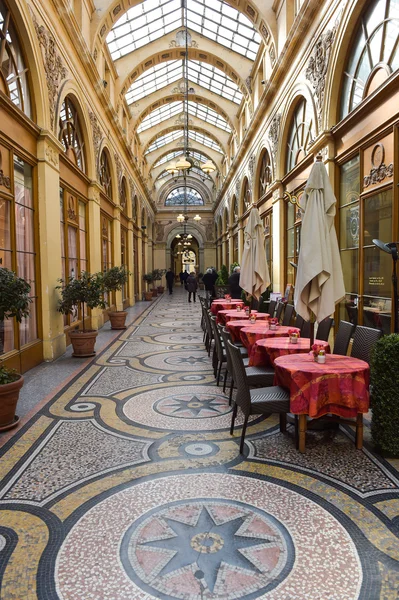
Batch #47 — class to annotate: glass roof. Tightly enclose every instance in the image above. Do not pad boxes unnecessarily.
[165,186,204,206]
[145,129,183,154]
[156,165,212,181]
[153,150,184,167]
[125,60,242,104]
[187,101,231,131]
[188,130,223,153]
[138,99,231,133]
[107,0,260,61]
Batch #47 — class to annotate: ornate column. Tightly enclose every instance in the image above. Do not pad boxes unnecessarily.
[87,183,103,328]
[36,133,65,361]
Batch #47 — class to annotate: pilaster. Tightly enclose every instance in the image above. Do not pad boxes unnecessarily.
[87,183,103,328]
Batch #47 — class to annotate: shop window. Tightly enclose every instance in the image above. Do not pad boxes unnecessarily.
[286,200,302,286]
[286,98,314,173]
[59,96,86,172]
[258,151,272,199]
[121,227,127,301]
[100,151,113,199]
[340,0,399,119]
[0,0,31,117]
[60,188,88,325]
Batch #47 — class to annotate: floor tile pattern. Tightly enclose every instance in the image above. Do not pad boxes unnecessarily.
[0,289,398,599]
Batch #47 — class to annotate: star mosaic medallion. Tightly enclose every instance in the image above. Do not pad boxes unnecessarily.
[155,394,231,418]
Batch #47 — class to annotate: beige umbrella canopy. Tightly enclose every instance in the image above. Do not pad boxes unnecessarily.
[294,158,345,336]
[239,207,271,301]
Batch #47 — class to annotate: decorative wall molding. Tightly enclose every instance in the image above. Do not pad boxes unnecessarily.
[268,114,281,169]
[269,44,276,67]
[169,30,198,48]
[364,143,393,187]
[45,144,59,167]
[248,154,256,182]
[305,27,337,129]
[115,153,123,197]
[89,111,103,175]
[30,10,67,130]
[235,177,241,199]
[245,76,252,95]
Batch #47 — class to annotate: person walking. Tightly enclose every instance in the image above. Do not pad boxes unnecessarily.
[202,268,216,301]
[179,271,184,285]
[186,271,198,303]
[165,268,175,295]
[228,265,242,299]
[181,270,189,289]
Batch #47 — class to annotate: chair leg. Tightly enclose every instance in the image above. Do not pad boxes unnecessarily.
[298,414,307,453]
[230,403,237,435]
[217,362,222,386]
[240,416,249,454]
[279,413,287,433]
[229,378,234,405]
[356,413,363,450]
[212,348,218,376]
[223,369,228,392]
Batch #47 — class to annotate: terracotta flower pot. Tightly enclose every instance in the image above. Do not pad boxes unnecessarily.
[69,330,98,357]
[144,291,153,301]
[157,286,164,293]
[152,288,158,298]
[108,310,128,330]
[0,375,24,430]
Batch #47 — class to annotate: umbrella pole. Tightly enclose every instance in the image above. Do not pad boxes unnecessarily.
[309,312,316,347]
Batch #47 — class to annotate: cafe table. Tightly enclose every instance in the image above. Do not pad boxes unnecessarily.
[225,320,257,343]
[239,325,300,354]
[249,337,330,367]
[211,299,244,315]
[274,353,370,453]
[217,309,269,325]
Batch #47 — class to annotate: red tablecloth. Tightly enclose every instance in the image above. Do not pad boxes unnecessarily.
[217,310,269,325]
[274,353,370,419]
[240,325,300,354]
[211,300,244,315]
[226,320,258,342]
[250,338,330,367]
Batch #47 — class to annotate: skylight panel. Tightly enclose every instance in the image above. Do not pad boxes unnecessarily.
[190,151,208,163]
[188,60,243,104]
[187,101,231,132]
[165,187,204,206]
[153,150,184,167]
[126,60,183,104]
[188,130,224,153]
[138,101,183,132]
[145,129,183,154]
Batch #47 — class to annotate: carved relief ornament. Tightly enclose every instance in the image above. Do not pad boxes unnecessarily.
[31,11,67,130]
[89,112,103,175]
[248,154,256,181]
[364,143,393,188]
[305,27,337,128]
[268,114,281,167]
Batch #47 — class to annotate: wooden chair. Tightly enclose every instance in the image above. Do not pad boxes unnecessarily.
[228,341,292,453]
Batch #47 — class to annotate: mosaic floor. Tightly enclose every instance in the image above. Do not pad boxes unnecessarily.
[1,289,399,599]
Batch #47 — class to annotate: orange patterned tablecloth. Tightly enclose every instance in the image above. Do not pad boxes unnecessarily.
[239,325,300,354]
[211,300,244,315]
[274,353,370,419]
[217,310,269,325]
[250,337,330,367]
[225,320,256,342]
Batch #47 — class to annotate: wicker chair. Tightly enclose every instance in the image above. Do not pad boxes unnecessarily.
[268,300,277,318]
[202,308,214,356]
[332,320,354,355]
[294,314,304,331]
[275,302,285,323]
[350,325,382,364]
[316,317,333,342]
[220,327,275,404]
[210,316,227,385]
[228,341,292,453]
[282,304,295,326]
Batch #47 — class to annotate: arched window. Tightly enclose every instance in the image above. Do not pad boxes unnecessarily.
[99,150,112,199]
[59,96,85,172]
[165,187,204,206]
[286,98,314,173]
[0,0,31,117]
[340,0,399,119]
[258,150,272,199]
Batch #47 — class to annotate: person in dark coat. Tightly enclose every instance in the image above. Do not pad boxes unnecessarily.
[179,271,184,284]
[181,270,189,289]
[202,268,216,301]
[186,272,198,303]
[165,268,175,295]
[228,266,242,299]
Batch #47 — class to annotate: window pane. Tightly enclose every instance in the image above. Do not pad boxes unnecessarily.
[340,203,360,249]
[363,190,392,247]
[340,249,358,294]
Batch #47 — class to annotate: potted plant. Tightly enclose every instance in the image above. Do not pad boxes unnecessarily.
[215,264,229,297]
[57,271,106,357]
[153,269,167,294]
[371,334,399,455]
[0,268,32,430]
[143,273,155,300]
[102,266,131,330]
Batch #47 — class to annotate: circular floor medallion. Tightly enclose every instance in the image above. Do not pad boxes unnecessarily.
[56,473,363,600]
[154,393,230,419]
[142,351,212,373]
[0,535,6,552]
[69,402,96,412]
[182,442,216,456]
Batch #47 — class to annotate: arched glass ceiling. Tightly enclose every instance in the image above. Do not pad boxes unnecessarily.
[188,130,223,153]
[146,130,183,154]
[156,166,212,181]
[138,100,231,133]
[165,186,204,206]
[153,150,184,167]
[126,60,243,104]
[107,0,260,61]
[190,150,208,163]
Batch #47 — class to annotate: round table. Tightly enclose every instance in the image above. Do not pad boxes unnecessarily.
[226,320,261,343]
[250,337,330,367]
[217,310,269,325]
[239,325,300,353]
[211,300,244,315]
[274,353,370,420]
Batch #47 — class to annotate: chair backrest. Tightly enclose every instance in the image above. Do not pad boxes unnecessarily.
[346,304,358,326]
[258,298,270,314]
[316,317,333,342]
[350,325,382,364]
[220,327,233,375]
[268,300,277,317]
[210,316,224,361]
[203,308,214,341]
[294,314,304,330]
[301,321,311,338]
[333,320,355,355]
[276,302,284,322]
[227,340,252,416]
[282,304,295,326]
